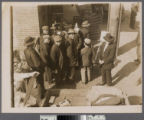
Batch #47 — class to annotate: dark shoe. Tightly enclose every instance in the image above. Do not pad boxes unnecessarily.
[106,79,113,86]
[97,82,106,86]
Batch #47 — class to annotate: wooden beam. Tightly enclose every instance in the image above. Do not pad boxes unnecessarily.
[10,6,14,107]
[107,3,122,58]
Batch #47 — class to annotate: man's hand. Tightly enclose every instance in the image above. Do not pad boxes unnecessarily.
[54,69,58,74]
[99,60,104,64]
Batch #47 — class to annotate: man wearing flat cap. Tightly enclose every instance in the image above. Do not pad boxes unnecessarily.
[98,33,116,86]
[66,28,78,82]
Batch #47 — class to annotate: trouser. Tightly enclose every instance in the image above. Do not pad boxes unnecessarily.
[24,76,45,107]
[53,70,62,85]
[101,68,112,86]
[81,67,91,83]
[43,66,52,90]
[69,67,76,80]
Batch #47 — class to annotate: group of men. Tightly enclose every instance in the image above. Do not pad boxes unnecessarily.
[23,20,116,92]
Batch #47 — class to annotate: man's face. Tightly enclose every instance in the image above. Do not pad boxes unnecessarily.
[68,33,75,39]
[43,30,49,35]
[55,41,61,46]
[44,39,50,44]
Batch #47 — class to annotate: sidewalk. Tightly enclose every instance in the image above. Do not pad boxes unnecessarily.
[51,31,142,106]
[75,31,142,97]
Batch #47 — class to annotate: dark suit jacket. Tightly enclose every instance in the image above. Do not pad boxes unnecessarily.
[74,34,83,51]
[81,47,95,67]
[66,38,78,67]
[50,44,63,70]
[24,47,43,72]
[39,35,53,66]
[80,27,89,39]
[99,42,116,70]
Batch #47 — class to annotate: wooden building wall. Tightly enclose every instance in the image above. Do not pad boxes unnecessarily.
[13,6,40,50]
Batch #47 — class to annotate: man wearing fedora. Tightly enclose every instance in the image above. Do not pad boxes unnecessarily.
[24,36,49,106]
[80,20,90,39]
[50,23,57,36]
[50,35,64,85]
[98,33,116,86]
[74,23,83,67]
[55,30,69,81]
[66,28,79,82]
[24,36,44,72]
[38,26,54,89]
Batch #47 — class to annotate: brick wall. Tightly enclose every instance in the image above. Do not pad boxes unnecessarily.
[13,6,40,50]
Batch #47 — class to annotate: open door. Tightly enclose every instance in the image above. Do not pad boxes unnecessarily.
[38,5,63,35]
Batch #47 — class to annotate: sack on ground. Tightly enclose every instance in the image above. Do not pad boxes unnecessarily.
[86,86,124,106]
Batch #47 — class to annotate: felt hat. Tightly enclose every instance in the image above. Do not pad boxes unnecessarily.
[42,26,49,30]
[67,28,75,34]
[81,20,90,27]
[50,24,56,30]
[103,33,114,43]
[24,36,34,47]
[56,30,62,36]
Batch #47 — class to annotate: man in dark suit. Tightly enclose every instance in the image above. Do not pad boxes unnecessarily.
[24,36,48,106]
[98,33,116,86]
[66,28,78,82]
[50,35,64,84]
[74,23,83,67]
[38,26,54,89]
[80,20,90,39]
[39,26,53,65]
[24,36,44,72]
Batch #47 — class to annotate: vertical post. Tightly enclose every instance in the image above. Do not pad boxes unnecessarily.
[115,3,122,58]
[107,3,122,58]
[107,4,111,31]
[10,6,14,107]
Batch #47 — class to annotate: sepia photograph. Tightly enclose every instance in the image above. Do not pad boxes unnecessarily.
[2,2,142,113]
